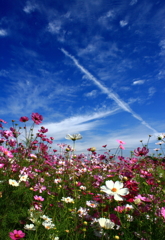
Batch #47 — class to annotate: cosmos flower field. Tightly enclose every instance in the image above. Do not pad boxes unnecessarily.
[0,113,165,240]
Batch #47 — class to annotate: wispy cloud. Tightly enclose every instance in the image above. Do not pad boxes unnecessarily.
[34,108,120,140]
[130,0,138,6]
[159,39,165,56]
[119,20,128,27]
[61,48,158,134]
[47,20,62,34]
[133,80,145,85]
[84,90,97,98]
[23,1,37,13]
[148,87,156,97]
[0,29,8,36]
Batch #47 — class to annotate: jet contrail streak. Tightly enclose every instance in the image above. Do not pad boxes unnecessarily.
[61,48,158,134]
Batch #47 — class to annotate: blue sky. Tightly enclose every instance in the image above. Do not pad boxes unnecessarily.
[0,0,164,156]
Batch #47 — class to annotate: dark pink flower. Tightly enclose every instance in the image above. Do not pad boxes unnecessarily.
[38,126,48,133]
[31,113,43,125]
[1,130,13,139]
[9,230,25,240]
[134,147,149,156]
[102,145,107,148]
[19,116,29,122]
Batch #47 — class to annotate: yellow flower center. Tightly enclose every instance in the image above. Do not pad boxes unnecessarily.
[111,188,117,192]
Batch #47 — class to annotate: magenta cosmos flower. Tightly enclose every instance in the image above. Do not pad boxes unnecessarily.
[9,230,25,240]
[31,113,43,125]
[134,147,149,156]
[19,116,29,122]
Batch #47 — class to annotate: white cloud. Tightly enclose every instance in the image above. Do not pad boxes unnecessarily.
[148,87,156,97]
[119,20,128,27]
[130,0,138,6]
[84,90,97,98]
[132,80,145,85]
[47,20,62,34]
[0,29,7,36]
[159,39,165,56]
[33,120,159,156]
[34,108,120,140]
[23,1,37,13]
[61,48,158,134]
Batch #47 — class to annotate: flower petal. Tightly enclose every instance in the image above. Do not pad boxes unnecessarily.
[118,188,129,196]
[114,194,124,201]
[105,180,114,189]
[114,181,123,189]
[100,185,112,194]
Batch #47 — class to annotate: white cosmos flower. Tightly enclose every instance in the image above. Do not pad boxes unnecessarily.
[19,174,29,182]
[9,179,19,187]
[65,134,82,141]
[100,180,129,201]
[98,217,115,229]
[61,197,74,203]
[42,221,55,229]
[24,223,36,230]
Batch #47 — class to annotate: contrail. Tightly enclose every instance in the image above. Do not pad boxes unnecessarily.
[61,48,158,134]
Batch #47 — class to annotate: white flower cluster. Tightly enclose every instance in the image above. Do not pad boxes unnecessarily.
[9,179,19,187]
[61,196,74,203]
[26,208,56,231]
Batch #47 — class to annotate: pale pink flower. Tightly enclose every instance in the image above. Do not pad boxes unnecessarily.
[160,207,165,219]
[0,146,14,158]
[117,140,126,144]
[119,145,125,150]
[0,119,7,123]
[0,163,4,168]
[33,183,46,193]
[34,195,44,201]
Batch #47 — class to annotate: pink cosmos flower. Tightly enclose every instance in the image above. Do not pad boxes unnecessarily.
[8,139,17,147]
[134,147,149,156]
[119,145,125,150]
[19,116,29,122]
[117,140,126,144]
[31,113,43,125]
[1,130,13,138]
[33,183,46,193]
[38,126,48,133]
[160,207,165,219]
[0,146,14,158]
[9,230,25,240]
[34,195,44,201]
[0,163,5,168]
[0,119,7,123]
